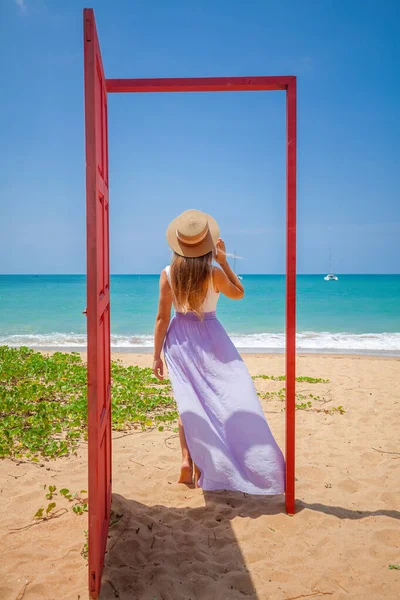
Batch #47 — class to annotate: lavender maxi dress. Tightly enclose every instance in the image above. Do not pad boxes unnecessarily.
[163,266,285,495]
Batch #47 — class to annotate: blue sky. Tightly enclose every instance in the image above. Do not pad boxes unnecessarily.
[0,0,399,274]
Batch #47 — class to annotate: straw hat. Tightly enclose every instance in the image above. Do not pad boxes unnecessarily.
[166,209,220,258]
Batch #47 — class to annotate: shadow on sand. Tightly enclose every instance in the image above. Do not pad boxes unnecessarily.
[99,491,284,600]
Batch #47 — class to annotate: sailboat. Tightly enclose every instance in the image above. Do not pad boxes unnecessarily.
[233,250,243,280]
[324,249,338,281]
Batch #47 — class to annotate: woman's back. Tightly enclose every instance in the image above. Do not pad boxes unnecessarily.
[165,265,220,313]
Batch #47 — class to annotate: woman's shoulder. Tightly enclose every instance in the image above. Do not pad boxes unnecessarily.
[212,266,222,280]
[159,266,171,288]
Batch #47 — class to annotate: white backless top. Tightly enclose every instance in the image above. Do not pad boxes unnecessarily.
[165,265,220,313]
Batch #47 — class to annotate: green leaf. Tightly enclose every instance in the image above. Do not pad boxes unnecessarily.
[46,502,56,515]
[34,508,44,519]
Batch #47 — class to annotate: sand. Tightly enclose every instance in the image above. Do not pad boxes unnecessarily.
[1,353,399,600]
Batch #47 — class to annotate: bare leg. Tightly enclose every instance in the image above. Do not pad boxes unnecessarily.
[178,418,193,484]
[193,462,201,488]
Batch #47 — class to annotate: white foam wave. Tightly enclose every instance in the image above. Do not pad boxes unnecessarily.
[230,332,400,352]
[0,333,153,349]
[1,331,400,353]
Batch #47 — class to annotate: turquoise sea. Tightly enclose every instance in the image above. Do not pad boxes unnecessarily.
[0,275,399,355]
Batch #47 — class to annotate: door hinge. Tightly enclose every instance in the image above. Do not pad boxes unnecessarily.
[90,570,96,593]
[86,19,92,42]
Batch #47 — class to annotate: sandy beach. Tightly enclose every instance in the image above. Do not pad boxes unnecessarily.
[1,352,399,600]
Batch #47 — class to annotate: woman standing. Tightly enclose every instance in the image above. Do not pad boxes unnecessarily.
[153,209,285,495]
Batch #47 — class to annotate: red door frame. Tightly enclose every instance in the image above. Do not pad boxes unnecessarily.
[84,10,112,599]
[84,6,296,599]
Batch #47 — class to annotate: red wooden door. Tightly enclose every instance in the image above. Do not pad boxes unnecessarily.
[83,9,111,599]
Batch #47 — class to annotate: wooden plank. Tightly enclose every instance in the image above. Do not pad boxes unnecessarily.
[106,75,293,94]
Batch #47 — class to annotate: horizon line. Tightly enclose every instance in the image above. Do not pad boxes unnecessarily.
[1,273,399,277]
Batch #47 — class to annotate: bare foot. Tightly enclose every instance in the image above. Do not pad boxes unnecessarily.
[178,461,193,484]
[193,463,201,488]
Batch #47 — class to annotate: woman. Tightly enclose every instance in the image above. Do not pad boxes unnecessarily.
[153,209,285,495]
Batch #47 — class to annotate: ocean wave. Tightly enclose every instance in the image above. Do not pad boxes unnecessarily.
[231,332,400,351]
[1,331,400,353]
[0,333,153,349]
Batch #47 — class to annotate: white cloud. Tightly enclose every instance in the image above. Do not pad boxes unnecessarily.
[15,0,26,14]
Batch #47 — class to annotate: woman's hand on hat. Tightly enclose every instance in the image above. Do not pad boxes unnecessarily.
[214,238,227,266]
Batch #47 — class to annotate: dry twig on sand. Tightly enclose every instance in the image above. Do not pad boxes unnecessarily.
[371,447,400,456]
[8,508,68,533]
[286,592,333,600]
[15,576,35,600]
[104,579,120,598]
[164,434,179,448]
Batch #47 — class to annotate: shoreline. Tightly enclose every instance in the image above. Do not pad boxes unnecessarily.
[21,345,400,358]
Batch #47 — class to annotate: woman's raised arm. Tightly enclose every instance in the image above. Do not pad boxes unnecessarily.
[213,239,244,300]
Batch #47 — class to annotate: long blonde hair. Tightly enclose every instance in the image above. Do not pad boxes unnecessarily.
[170,251,213,317]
